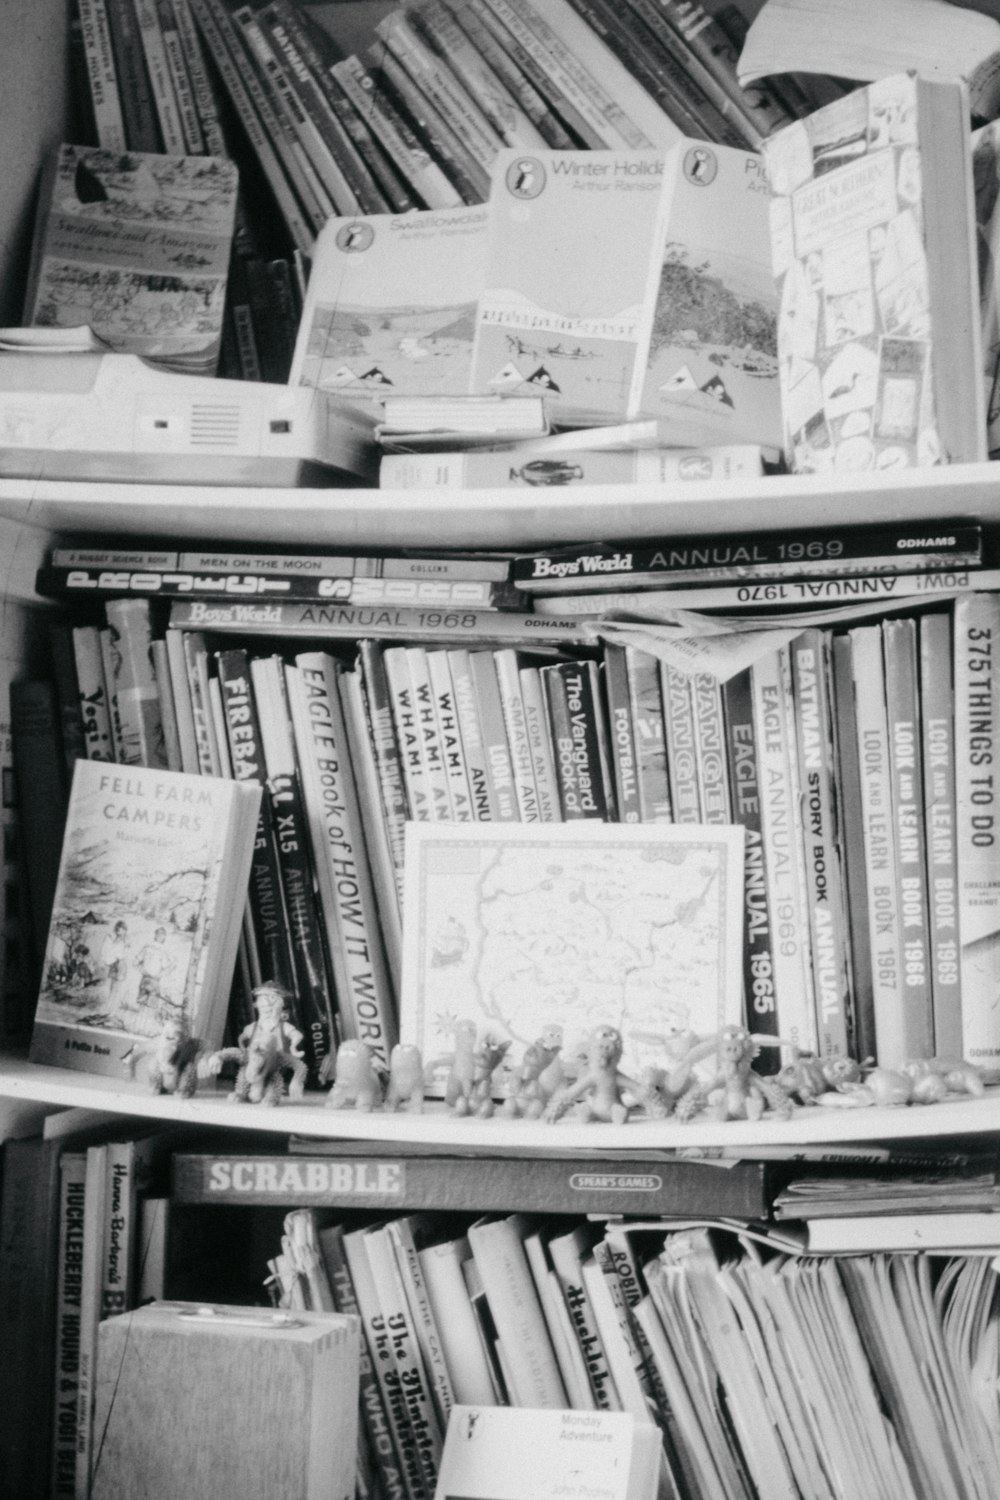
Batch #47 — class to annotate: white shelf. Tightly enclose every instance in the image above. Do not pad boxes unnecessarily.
[0,458,996,551]
[2,1055,998,1152]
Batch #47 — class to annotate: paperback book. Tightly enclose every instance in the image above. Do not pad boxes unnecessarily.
[22,144,239,374]
[762,72,986,472]
[29,759,261,1077]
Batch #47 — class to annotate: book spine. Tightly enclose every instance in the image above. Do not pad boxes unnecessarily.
[460,0,595,146]
[331,54,464,210]
[618,0,759,143]
[179,629,216,774]
[375,9,503,178]
[411,0,548,151]
[584,1243,656,1422]
[722,666,780,1060]
[187,0,316,254]
[426,650,474,823]
[168,599,587,644]
[215,650,298,1004]
[103,598,168,769]
[357,642,409,898]
[366,44,486,207]
[171,0,228,156]
[602,646,640,824]
[953,592,1000,1064]
[831,634,876,1064]
[549,659,614,820]
[691,671,731,824]
[386,1219,454,1429]
[661,663,700,823]
[919,612,963,1057]
[883,617,935,1059]
[319,1225,409,1500]
[51,1153,87,1500]
[751,647,817,1056]
[132,0,186,150]
[467,1217,567,1407]
[791,629,854,1059]
[406,646,454,822]
[512,525,984,590]
[151,637,183,771]
[493,649,541,821]
[441,0,576,148]
[164,627,200,774]
[156,0,204,152]
[78,0,128,148]
[10,679,70,977]
[383,646,431,824]
[849,625,907,1066]
[75,1144,108,1500]
[363,1227,444,1494]
[519,662,562,823]
[72,625,115,762]
[469,650,520,821]
[547,1230,621,1410]
[289,653,398,1070]
[418,1236,498,1407]
[324,76,417,213]
[106,0,161,153]
[623,647,671,822]
[447,648,496,822]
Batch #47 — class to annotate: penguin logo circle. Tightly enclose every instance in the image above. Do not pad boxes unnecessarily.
[506,156,546,199]
[336,221,375,253]
[683,147,718,186]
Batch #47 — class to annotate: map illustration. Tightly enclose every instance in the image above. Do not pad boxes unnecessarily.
[402,823,745,1088]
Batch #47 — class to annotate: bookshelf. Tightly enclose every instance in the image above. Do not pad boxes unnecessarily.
[4,9,1000,1500]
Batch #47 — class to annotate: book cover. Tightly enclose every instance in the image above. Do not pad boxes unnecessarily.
[762,70,986,472]
[470,147,673,424]
[953,591,1000,1064]
[384,644,432,824]
[426,649,475,823]
[378,442,765,487]
[918,611,963,1056]
[401,820,744,1087]
[385,1214,455,1430]
[24,144,238,373]
[407,645,454,822]
[357,640,410,890]
[690,671,731,825]
[29,759,260,1075]
[546,1223,621,1410]
[289,205,488,401]
[883,616,934,1059]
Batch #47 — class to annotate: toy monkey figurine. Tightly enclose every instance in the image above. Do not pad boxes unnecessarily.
[543,1024,642,1125]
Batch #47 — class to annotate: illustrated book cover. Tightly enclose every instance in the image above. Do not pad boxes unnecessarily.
[22,144,239,374]
[763,71,986,473]
[289,204,489,404]
[401,820,744,1093]
[29,758,260,1077]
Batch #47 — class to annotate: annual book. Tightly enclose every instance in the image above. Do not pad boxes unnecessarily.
[22,143,238,375]
[762,71,986,472]
[28,759,261,1077]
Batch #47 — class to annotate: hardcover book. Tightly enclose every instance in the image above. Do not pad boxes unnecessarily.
[762,71,986,472]
[29,759,260,1077]
[23,143,238,374]
[401,820,744,1088]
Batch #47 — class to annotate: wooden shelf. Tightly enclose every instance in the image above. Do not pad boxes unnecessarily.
[2,1054,998,1152]
[0,458,997,552]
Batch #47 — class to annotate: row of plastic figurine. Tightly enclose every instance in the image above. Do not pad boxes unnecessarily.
[124,980,992,1122]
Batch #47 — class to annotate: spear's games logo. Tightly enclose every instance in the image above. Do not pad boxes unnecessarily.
[505,155,546,199]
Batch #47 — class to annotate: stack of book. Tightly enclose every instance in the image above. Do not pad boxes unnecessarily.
[24,514,1000,1085]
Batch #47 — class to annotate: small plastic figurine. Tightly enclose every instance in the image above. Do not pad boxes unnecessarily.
[775,1051,829,1106]
[384,1043,425,1113]
[326,1038,386,1112]
[543,1024,642,1125]
[452,1032,510,1119]
[201,981,307,1106]
[674,1024,793,1122]
[423,1018,478,1109]
[123,1014,201,1097]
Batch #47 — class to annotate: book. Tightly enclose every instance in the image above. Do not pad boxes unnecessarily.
[660,663,699,823]
[690,671,730,824]
[400,820,744,1088]
[467,1215,568,1407]
[103,597,167,768]
[468,649,520,822]
[831,634,876,1064]
[48,622,86,775]
[376,390,549,443]
[545,1223,621,1409]
[78,0,127,149]
[157,0,204,155]
[10,678,71,980]
[23,143,238,374]
[919,612,963,1057]
[47,544,513,584]
[511,522,984,593]
[408,645,456,821]
[440,0,576,150]
[882,616,935,1059]
[0,1136,64,1500]
[106,0,163,152]
[470,147,674,425]
[168,598,588,646]
[494,649,540,821]
[802,1211,1000,1254]
[378,443,766,487]
[417,1233,498,1408]
[762,71,986,473]
[75,1141,108,1500]
[790,629,854,1059]
[366,41,488,207]
[286,652,399,1070]
[384,644,432,824]
[426,650,474,823]
[289,205,488,404]
[953,591,1000,1066]
[849,623,909,1067]
[172,1149,774,1217]
[740,0,1000,121]
[28,759,261,1076]
[603,645,642,824]
[543,657,615,821]
[133,0,186,152]
[51,1150,87,1499]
